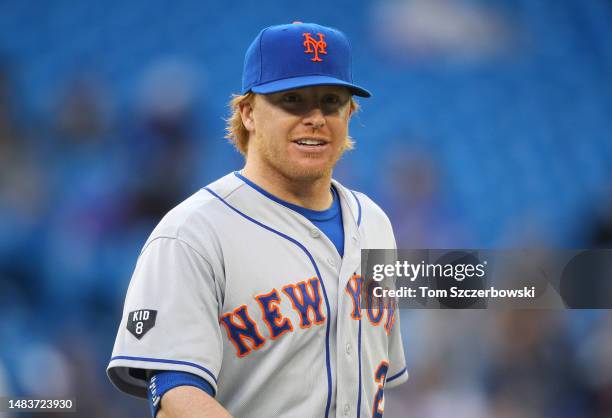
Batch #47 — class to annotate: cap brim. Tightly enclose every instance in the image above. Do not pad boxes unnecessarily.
[250,75,371,97]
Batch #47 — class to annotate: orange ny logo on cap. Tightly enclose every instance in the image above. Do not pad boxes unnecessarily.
[302,33,327,62]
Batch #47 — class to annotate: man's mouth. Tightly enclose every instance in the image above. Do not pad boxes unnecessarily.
[292,138,329,147]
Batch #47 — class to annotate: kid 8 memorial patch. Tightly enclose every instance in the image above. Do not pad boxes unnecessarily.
[127,309,157,339]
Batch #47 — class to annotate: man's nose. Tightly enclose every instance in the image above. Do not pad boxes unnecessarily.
[302,107,326,129]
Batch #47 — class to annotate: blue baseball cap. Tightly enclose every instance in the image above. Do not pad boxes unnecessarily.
[241,22,371,98]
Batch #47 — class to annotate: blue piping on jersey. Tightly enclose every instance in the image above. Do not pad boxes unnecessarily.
[387,367,407,383]
[349,190,362,227]
[204,186,334,418]
[349,191,362,418]
[234,172,338,221]
[356,315,362,417]
[110,355,217,383]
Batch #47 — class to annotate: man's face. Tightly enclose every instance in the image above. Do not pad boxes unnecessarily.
[242,85,353,182]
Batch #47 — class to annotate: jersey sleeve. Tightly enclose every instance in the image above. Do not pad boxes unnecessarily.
[107,236,222,398]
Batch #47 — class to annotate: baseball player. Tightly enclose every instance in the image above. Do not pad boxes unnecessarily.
[107,22,408,417]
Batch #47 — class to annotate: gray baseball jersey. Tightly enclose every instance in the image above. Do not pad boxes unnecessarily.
[107,172,407,417]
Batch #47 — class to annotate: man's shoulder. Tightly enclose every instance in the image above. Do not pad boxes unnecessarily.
[333,179,391,227]
[145,173,244,245]
[333,179,395,247]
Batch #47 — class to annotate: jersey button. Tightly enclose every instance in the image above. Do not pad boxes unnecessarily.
[310,229,321,238]
[345,343,352,356]
[327,257,336,267]
[343,403,351,415]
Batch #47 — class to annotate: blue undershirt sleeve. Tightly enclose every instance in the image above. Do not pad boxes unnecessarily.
[147,370,215,417]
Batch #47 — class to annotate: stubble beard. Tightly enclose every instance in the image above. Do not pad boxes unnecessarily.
[256,134,347,183]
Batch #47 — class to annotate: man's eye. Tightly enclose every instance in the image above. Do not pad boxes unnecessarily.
[323,95,340,104]
[282,94,301,103]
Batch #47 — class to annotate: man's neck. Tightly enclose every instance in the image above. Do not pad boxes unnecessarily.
[241,165,333,211]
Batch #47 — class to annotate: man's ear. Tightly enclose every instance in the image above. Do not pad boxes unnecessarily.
[346,97,356,120]
[239,98,255,132]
